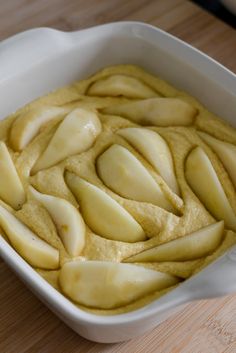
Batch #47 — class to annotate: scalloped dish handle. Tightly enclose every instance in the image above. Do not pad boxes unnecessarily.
[146,244,236,316]
[0,28,77,80]
[182,245,236,300]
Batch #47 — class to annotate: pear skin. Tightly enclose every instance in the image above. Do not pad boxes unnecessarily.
[117,128,180,195]
[0,141,25,209]
[87,75,157,98]
[97,144,176,212]
[32,108,101,173]
[10,106,69,151]
[102,98,197,126]
[29,186,86,257]
[0,204,59,269]
[65,172,146,243]
[125,221,224,262]
[199,131,236,189]
[185,146,236,231]
[59,261,179,309]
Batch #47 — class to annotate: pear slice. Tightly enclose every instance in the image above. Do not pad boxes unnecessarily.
[0,204,59,269]
[29,186,85,257]
[32,108,102,173]
[0,141,25,209]
[59,261,179,309]
[117,128,180,195]
[198,131,236,189]
[102,98,197,126]
[125,221,224,263]
[65,172,146,242]
[9,106,69,151]
[87,75,157,99]
[97,144,175,212]
[185,146,236,231]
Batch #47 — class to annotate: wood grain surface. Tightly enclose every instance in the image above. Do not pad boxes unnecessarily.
[0,1,236,352]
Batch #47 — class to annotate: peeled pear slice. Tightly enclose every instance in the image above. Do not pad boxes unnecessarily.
[65,172,146,242]
[29,186,85,257]
[102,98,197,126]
[185,146,236,231]
[117,128,180,195]
[87,75,157,98]
[32,108,102,173]
[59,261,179,309]
[0,141,25,209]
[97,144,175,212]
[9,106,69,151]
[0,204,59,269]
[199,131,236,189]
[125,221,224,263]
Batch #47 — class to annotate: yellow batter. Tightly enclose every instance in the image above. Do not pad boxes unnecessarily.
[1,65,236,315]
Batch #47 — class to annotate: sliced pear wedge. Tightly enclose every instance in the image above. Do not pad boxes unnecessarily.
[198,131,236,189]
[59,261,179,309]
[65,172,146,242]
[185,146,236,231]
[9,106,69,151]
[29,186,85,257]
[117,128,180,195]
[32,108,102,173]
[125,221,224,263]
[87,75,157,99]
[97,144,175,212]
[0,204,59,269]
[0,141,25,209]
[102,98,197,126]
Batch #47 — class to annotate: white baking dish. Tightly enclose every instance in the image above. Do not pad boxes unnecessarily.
[0,22,236,343]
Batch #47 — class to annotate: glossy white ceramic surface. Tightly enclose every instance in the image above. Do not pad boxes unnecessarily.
[0,22,236,343]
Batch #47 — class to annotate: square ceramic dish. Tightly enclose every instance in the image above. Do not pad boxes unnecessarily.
[0,22,236,343]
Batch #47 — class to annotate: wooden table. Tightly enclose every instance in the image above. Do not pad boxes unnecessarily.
[0,1,236,352]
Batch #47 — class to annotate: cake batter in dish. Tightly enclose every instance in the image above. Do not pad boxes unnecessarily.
[1,65,236,315]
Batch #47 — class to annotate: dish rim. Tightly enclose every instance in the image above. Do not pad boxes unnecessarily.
[0,20,236,328]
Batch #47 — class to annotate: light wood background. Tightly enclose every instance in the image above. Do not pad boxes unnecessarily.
[0,1,236,352]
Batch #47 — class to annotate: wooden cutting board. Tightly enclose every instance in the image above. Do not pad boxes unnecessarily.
[0,1,236,352]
